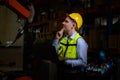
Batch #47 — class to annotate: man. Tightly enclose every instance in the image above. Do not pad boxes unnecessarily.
[52,13,88,80]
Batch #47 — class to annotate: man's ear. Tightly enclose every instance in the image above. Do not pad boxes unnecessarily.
[73,23,76,28]
[71,23,75,30]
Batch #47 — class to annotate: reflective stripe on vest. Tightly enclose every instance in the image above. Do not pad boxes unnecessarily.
[58,33,82,59]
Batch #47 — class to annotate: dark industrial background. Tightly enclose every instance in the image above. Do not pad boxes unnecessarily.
[0,0,120,80]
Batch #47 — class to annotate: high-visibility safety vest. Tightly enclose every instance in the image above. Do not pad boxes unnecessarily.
[58,33,82,60]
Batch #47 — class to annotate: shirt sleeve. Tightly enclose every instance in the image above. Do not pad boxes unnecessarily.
[52,39,59,52]
[65,38,88,67]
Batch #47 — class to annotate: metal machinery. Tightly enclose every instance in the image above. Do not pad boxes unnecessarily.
[0,0,35,46]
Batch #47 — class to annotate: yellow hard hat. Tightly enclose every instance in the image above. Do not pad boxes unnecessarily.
[68,13,83,29]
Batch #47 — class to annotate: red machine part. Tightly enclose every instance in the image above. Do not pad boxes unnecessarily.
[7,0,30,18]
[0,0,30,18]
[15,76,32,80]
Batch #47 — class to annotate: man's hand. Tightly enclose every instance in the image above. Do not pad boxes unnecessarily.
[55,28,65,40]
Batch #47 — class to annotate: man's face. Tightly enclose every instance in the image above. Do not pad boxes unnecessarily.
[62,17,74,33]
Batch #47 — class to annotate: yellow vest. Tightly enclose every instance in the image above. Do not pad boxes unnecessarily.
[58,33,82,60]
